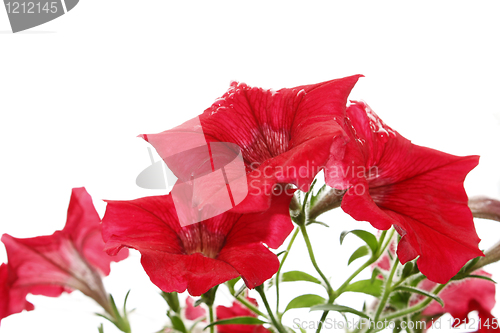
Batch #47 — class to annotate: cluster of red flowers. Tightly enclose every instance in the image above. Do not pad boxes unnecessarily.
[104,74,481,294]
[0,75,489,329]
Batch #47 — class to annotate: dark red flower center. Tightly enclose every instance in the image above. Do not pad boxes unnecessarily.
[178,224,226,259]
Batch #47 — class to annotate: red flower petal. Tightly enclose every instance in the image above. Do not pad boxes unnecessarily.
[62,187,128,275]
[328,101,482,283]
[141,75,361,214]
[421,270,499,332]
[1,188,128,303]
[102,192,293,296]
[185,296,206,321]
[216,296,271,333]
[0,263,34,326]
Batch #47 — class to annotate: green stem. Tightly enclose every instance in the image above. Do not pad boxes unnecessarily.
[201,286,218,333]
[380,283,447,322]
[372,256,399,325]
[236,295,268,319]
[377,230,388,250]
[315,310,329,333]
[299,224,335,299]
[299,224,336,333]
[276,227,300,314]
[256,285,287,333]
[377,228,395,258]
[336,259,375,296]
[209,303,215,333]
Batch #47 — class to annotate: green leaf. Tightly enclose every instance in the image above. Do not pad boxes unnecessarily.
[388,292,410,310]
[284,294,326,313]
[161,291,181,313]
[302,179,318,213]
[310,304,370,319]
[466,274,497,284]
[276,250,288,258]
[310,184,328,207]
[94,313,118,329]
[281,271,321,285]
[98,324,104,333]
[307,220,330,228]
[371,266,383,284]
[394,286,444,307]
[401,262,414,278]
[109,294,120,318]
[408,274,427,288]
[348,245,369,265]
[203,316,267,330]
[226,277,241,294]
[340,230,379,253]
[169,313,188,333]
[344,279,384,297]
[452,256,482,280]
[234,284,247,298]
[123,290,131,320]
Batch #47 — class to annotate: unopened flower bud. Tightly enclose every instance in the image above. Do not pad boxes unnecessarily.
[469,196,500,222]
[472,240,500,271]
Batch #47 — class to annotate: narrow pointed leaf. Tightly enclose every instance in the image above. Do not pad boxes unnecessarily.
[123,290,131,318]
[310,184,328,207]
[234,284,247,298]
[371,266,383,283]
[402,262,414,278]
[340,230,379,253]
[466,274,497,284]
[276,250,288,258]
[170,314,188,333]
[344,279,384,297]
[394,286,444,307]
[281,271,321,284]
[307,220,330,228]
[348,245,369,265]
[284,294,326,313]
[226,277,241,294]
[310,304,370,319]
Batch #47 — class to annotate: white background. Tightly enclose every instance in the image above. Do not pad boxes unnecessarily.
[1,1,500,332]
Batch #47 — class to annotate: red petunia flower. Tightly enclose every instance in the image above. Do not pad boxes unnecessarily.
[216,296,271,333]
[0,188,128,316]
[327,101,482,283]
[185,296,206,321]
[140,75,361,215]
[101,192,293,296]
[419,270,499,332]
[0,263,33,326]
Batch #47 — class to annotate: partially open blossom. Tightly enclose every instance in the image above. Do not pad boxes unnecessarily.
[141,75,361,214]
[418,270,499,332]
[327,101,482,283]
[0,188,128,317]
[185,296,206,321]
[102,191,293,296]
[0,263,33,326]
[216,296,271,333]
